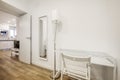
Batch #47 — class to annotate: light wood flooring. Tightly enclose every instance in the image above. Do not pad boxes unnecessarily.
[0,50,70,80]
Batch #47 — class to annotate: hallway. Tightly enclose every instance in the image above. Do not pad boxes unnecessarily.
[0,50,51,80]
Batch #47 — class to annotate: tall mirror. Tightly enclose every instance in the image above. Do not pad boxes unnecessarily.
[39,16,48,60]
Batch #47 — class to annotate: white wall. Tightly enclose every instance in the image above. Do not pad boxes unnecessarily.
[30,0,120,80]
[106,0,120,80]
[2,0,120,80]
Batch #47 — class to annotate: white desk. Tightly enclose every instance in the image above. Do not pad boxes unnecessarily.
[91,57,114,67]
[60,49,116,80]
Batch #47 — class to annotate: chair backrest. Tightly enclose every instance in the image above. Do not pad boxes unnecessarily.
[61,53,91,79]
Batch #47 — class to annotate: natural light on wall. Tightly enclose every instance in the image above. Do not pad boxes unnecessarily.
[0,23,16,39]
[0,24,9,30]
[9,26,16,38]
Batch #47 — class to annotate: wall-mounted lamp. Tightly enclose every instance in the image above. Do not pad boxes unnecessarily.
[52,9,59,21]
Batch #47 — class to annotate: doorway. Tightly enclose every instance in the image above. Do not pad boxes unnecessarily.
[0,0,32,64]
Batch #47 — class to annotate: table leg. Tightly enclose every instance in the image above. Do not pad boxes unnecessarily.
[113,66,117,80]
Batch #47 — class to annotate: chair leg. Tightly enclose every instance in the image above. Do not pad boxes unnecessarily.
[11,51,12,57]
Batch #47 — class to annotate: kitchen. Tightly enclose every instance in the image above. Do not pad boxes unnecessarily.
[0,11,17,50]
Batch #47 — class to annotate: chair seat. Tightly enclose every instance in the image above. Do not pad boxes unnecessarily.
[11,48,19,51]
[64,69,87,79]
[11,51,19,55]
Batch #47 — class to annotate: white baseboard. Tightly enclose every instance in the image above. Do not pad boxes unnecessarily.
[32,61,53,71]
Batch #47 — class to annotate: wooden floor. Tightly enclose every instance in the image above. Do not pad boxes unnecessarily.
[0,50,70,80]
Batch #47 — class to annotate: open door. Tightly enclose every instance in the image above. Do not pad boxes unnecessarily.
[18,14,32,64]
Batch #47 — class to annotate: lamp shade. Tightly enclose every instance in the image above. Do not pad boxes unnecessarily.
[52,9,59,21]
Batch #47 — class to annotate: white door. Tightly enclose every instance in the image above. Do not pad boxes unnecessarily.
[18,14,31,64]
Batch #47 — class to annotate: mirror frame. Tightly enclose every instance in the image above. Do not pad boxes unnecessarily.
[39,15,48,60]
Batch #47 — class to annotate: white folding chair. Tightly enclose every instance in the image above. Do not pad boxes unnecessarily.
[61,53,91,80]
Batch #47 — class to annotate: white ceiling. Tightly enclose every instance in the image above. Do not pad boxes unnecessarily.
[0,11,17,25]
[0,0,26,16]
[0,0,27,26]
